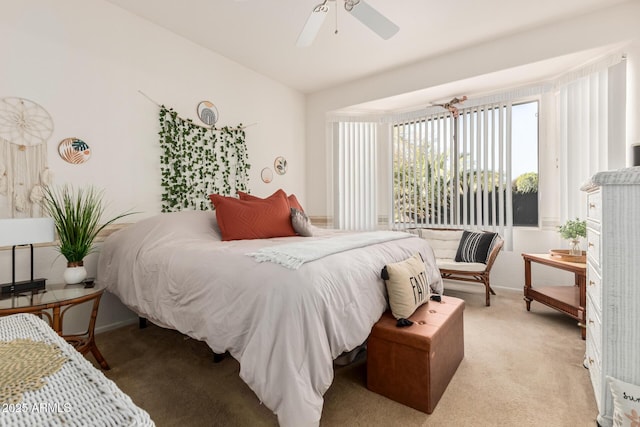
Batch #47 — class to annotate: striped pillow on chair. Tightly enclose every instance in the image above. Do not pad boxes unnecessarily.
[455,231,499,264]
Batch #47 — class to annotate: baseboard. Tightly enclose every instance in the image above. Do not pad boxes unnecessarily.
[443,280,522,294]
[95,317,138,335]
[490,285,522,293]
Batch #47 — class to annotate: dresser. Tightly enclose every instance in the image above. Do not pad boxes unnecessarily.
[581,167,640,427]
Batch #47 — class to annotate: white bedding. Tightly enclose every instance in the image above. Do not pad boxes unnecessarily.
[97,210,442,426]
[247,230,413,269]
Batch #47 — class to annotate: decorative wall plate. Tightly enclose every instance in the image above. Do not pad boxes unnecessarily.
[58,138,91,164]
[274,156,287,175]
[261,167,273,183]
[197,101,219,126]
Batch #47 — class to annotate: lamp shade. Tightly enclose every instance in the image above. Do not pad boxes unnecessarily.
[0,218,55,247]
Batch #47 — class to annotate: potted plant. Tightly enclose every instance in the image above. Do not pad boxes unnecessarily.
[41,185,134,284]
[558,218,587,256]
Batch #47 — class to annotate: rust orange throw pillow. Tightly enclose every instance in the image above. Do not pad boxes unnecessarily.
[287,194,304,212]
[238,190,304,212]
[209,190,296,241]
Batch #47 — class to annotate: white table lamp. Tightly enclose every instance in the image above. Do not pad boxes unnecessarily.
[0,217,55,295]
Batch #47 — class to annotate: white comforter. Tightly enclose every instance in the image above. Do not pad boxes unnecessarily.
[97,211,442,426]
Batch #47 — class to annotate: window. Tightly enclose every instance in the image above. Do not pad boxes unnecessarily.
[392,100,539,246]
[329,54,622,246]
[511,101,539,226]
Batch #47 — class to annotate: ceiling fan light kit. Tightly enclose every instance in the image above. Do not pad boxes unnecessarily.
[296,0,398,47]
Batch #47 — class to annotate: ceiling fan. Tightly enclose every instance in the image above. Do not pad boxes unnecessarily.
[297,0,399,47]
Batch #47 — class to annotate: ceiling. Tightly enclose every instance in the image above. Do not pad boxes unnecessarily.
[106,0,627,95]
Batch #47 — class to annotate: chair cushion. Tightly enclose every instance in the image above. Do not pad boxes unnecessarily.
[436,259,487,272]
[420,229,463,260]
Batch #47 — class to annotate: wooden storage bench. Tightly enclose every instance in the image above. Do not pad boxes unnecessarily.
[367,296,465,414]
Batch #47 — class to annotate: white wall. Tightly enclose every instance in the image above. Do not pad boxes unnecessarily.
[0,0,306,332]
[306,0,640,291]
[3,0,639,332]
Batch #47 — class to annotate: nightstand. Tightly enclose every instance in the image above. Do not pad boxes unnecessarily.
[0,282,110,370]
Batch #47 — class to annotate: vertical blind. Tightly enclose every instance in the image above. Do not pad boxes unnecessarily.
[557,64,620,222]
[392,104,513,249]
[328,50,624,249]
[335,121,377,230]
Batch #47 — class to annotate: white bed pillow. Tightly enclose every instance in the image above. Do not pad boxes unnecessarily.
[608,376,640,427]
[382,253,430,320]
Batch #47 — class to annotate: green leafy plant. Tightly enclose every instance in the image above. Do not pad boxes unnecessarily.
[41,185,134,264]
[512,172,538,194]
[558,218,586,240]
[158,107,250,212]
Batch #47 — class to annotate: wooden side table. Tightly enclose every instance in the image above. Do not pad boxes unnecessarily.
[522,253,586,339]
[0,283,110,370]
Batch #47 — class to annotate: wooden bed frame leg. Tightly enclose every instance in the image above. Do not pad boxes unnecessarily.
[213,352,226,363]
[139,317,147,329]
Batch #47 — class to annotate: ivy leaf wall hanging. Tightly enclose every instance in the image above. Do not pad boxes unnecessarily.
[158,106,250,212]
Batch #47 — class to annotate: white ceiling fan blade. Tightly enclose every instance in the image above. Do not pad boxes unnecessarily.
[349,1,399,40]
[296,4,329,47]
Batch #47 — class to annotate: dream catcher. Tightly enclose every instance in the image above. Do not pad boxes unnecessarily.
[0,97,54,217]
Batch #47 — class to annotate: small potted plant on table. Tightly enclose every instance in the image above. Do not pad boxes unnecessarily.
[41,185,133,284]
[558,218,587,257]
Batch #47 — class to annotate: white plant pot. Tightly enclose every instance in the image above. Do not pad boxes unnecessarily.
[64,263,87,285]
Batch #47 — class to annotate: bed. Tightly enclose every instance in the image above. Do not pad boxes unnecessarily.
[97,210,442,426]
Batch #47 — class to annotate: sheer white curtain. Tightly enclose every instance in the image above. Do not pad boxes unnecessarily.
[556,58,626,222]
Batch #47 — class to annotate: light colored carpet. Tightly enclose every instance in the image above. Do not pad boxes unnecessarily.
[91,286,597,426]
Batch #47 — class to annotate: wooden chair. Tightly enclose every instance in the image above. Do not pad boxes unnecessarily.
[417,228,504,306]
[438,235,504,306]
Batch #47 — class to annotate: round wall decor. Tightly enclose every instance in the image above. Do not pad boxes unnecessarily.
[197,101,219,126]
[274,156,287,175]
[261,167,273,183]
[58,138,91,164]
[0,97,53,147]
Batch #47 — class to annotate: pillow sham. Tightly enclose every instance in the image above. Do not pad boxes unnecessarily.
[291,208,313,237]
[287,194,304,212]
[455,231,498,264]
[237,190,269,201]
[208,190,296,241]
[238,190,305,212]
[381,253,430,320]
[608,376,640,427]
